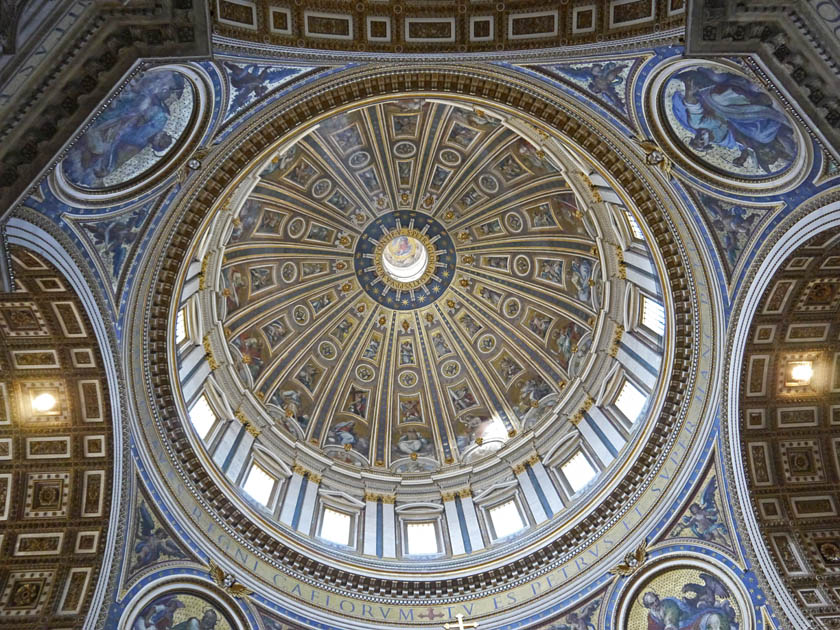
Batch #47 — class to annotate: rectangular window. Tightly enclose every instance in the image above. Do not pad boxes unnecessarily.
[175,308,187,344]
[320,508,352,546]
[624,209,644,240]
[489,500,525,538]
[406,522,438,555]
[242,463,275,507]
[562,451,597,493]
[615,379,646,424]
[641,296,665,336]
[188,394,216,440]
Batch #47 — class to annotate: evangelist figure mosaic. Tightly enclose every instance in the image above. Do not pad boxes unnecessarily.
[662,64,798,179]
[131,592,232,630]
[628,569,742,630]
[62,70,194,189]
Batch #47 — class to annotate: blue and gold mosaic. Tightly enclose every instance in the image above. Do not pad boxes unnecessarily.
[354,211,456,310]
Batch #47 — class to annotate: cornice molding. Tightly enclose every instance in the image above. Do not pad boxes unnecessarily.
[686,0,840,162]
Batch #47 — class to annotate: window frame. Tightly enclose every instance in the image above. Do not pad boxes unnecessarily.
[486,497,527,541]
[174,295,200,355]
[639,293,665,339]
[316,504,357,548]
[188,393,219,441]
[404,520,441,556]
[396,506,446,558]
[241,460,279,509]
[612,377,648,426]
[623,208,645,242]
[559,449,598,495]
[175,307,188,345]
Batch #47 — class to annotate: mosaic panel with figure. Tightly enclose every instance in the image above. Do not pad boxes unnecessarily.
[130,592,234,630]
[627,568,742,630]
[657,61,801,181]
[61,70,195,190]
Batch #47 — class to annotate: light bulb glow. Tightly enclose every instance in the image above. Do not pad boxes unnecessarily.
[31,392,57,413]
[790,362,813,384]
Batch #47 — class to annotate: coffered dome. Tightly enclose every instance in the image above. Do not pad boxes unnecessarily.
[169,88,674,569]
[210,99,618,476]
[129,65,714,628]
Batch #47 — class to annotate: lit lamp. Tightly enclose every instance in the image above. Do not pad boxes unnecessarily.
[787,361,814,386]
[30,391,58,415]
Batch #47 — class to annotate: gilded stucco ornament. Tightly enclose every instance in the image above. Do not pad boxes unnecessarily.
[610,540,649,577]
[635,138,673,178]
[208,561,252,600]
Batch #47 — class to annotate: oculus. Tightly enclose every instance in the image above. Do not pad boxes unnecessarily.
[356,212,455,309]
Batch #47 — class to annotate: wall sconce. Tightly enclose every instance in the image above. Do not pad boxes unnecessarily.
[786,361,813,386]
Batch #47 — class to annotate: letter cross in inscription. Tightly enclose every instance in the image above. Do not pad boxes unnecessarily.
[420,608,443,620]
[443,614,478,630]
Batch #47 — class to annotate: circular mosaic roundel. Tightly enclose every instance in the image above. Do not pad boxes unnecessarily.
[130,592,235,630]
[658,62,799,181]
[355,212,455,309]
[62,68,196,191]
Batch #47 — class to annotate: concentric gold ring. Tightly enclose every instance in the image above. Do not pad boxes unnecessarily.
[373,227,438,291]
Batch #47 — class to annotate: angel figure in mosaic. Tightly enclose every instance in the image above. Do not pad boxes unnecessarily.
[328,420,368,453]
[672,476,729,544]
[395,429,431,457]
[569,258,593,303]
[272,389,309,430]
[548,599,599,630]
[400,340,415,364]
[432,332,452,357]
[498,355,522,381]
[296,363,320,392]
[133,502,186,570]
[225,62,298,112]
[399,398,422,423]
[558,62,628,108]
[363,336,380,359]
[260,145,297,177]
[450,385,477,411]
[517,377,551,413]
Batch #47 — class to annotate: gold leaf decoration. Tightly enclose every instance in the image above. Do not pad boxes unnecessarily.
[610,539,648,577]
[208,560,253,599]
[635,138,672,177]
